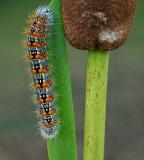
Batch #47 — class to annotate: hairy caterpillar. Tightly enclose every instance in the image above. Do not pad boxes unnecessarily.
[24,6,59,139]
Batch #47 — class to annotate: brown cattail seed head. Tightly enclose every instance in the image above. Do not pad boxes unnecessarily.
[62,0,137,50]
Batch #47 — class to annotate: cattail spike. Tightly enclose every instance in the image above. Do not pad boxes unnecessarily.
[62,0,137,50]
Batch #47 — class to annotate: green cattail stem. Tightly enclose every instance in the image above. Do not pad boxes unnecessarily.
[84,50,109,160]
[47,0,77,160]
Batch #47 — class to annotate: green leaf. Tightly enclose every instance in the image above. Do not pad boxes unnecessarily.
[46,0,77,160]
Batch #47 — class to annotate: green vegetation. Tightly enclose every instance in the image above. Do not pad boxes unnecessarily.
[84,51,109,160]
[46,0,77,160]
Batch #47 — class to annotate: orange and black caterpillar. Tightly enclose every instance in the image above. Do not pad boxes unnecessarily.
[24,6,59,139]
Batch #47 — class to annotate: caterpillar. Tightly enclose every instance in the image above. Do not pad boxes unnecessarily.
[24,6,59,139]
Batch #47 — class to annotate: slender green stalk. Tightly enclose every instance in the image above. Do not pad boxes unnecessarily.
[46,0,77,160]
[83,50,109,160]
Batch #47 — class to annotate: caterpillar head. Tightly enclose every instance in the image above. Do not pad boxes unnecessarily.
[35,7,50,18]
[35,6,54,27]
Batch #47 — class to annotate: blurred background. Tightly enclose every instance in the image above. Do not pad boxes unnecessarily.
[0,0,144,160]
